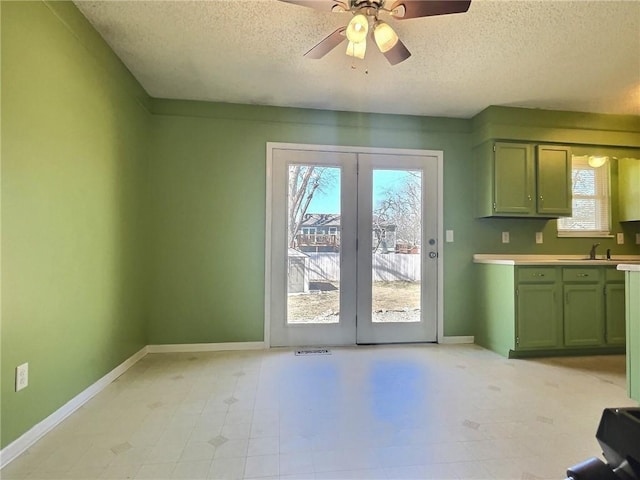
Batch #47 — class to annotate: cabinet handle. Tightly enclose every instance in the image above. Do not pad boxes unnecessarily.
[565,292,569,304]
[532,273,545,277]
[577,273,589,277]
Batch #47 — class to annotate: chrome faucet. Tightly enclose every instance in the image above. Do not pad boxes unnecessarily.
[589,243,600,260]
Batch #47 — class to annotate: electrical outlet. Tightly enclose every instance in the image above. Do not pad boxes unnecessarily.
[617,233,624,245]
[16,363,28,392]
[446,230,454,243]
[501,232,510,244]
[535,232,543,244]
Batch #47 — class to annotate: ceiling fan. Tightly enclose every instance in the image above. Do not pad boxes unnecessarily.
[279,0,472,65]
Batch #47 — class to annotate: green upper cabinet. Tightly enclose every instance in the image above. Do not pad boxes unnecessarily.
[494,143,534,214]
[474,141,572,218]
[536,145,572,216]
[619,157,640,221]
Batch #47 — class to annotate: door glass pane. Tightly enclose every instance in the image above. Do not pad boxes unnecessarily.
[287,165,341,324]
[372,169,422,323]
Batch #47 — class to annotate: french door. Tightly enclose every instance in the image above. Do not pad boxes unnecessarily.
[266,144,441,347]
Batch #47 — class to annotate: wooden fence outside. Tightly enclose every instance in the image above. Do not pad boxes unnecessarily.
[306,252,420,282]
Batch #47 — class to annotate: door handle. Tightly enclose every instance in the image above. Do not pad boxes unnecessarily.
[429,251,438,259]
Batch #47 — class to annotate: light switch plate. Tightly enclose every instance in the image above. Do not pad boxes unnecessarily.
[617,233,624,245]
[446,230,454,243]
[535,232,543,244]
[502,232,510,244]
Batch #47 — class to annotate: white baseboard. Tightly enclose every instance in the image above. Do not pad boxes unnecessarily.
[439,336,475,344]
[0,346,148,469]
[147,341,266,353]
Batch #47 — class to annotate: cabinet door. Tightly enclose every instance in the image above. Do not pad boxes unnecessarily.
[619,157,640,222]
[516,284,561,349]
[564,284,604,346]
[536,145,572,216]
[494,143,534,215]
[605,283,625,345]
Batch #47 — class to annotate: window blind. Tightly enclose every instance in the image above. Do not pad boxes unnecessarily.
[557,156,611,237]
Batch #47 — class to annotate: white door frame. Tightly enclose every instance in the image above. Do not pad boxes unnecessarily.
[264,142,444,347]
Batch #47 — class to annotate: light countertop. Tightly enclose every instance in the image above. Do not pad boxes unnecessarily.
[474,254,640,266]
[618,264,640,272]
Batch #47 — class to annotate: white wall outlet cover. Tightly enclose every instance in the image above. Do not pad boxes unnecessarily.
[617,233,624,245]
[16,363,28,391]
[445,230,454,243]
[501,232,510,243]
[535,232,543,244]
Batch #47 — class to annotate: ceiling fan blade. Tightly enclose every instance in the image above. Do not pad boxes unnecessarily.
[304,27,347,59]
[380,37,411,65]
[278,0,348,12]
[389,0,471,19]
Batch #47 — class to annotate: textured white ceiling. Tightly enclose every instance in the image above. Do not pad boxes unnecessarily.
[74,0,640,118]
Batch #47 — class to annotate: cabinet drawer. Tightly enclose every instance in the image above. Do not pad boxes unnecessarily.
[605,268,625,282]
[517,267,557,283]
[562,268,600,282]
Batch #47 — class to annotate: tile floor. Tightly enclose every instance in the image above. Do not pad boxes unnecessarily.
[1,344,637,480]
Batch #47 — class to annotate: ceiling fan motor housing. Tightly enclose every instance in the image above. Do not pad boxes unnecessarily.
[350,0,385,9]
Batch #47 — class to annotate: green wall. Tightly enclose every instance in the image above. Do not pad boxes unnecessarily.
[1,2,150,448]
[2,0,640,453]
[146,102,474,342]
[146,101,640,345]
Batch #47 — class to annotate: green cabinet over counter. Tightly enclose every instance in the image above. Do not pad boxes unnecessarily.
[619,157,640,222]
[474,141,572,218]
[476,263,625,358]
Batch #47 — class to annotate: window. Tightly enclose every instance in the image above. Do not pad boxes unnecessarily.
[557,155,611,237]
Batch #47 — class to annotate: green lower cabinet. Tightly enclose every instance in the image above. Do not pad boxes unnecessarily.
[563,284,604,347]
[605,283,626,345]
[516,284,561,349]
[510,266,624,357]
[476,264,627,358]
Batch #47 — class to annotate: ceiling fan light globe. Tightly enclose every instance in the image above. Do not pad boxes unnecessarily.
[346,39,366,59]
[346,14,369,43]
[373,21,398,53]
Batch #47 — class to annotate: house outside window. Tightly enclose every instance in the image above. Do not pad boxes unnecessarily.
[557,155,611,237]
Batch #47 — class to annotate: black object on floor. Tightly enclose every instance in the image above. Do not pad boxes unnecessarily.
[566,407,640,480]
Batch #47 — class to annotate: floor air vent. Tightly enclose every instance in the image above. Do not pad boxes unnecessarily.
[295,348,331,356]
